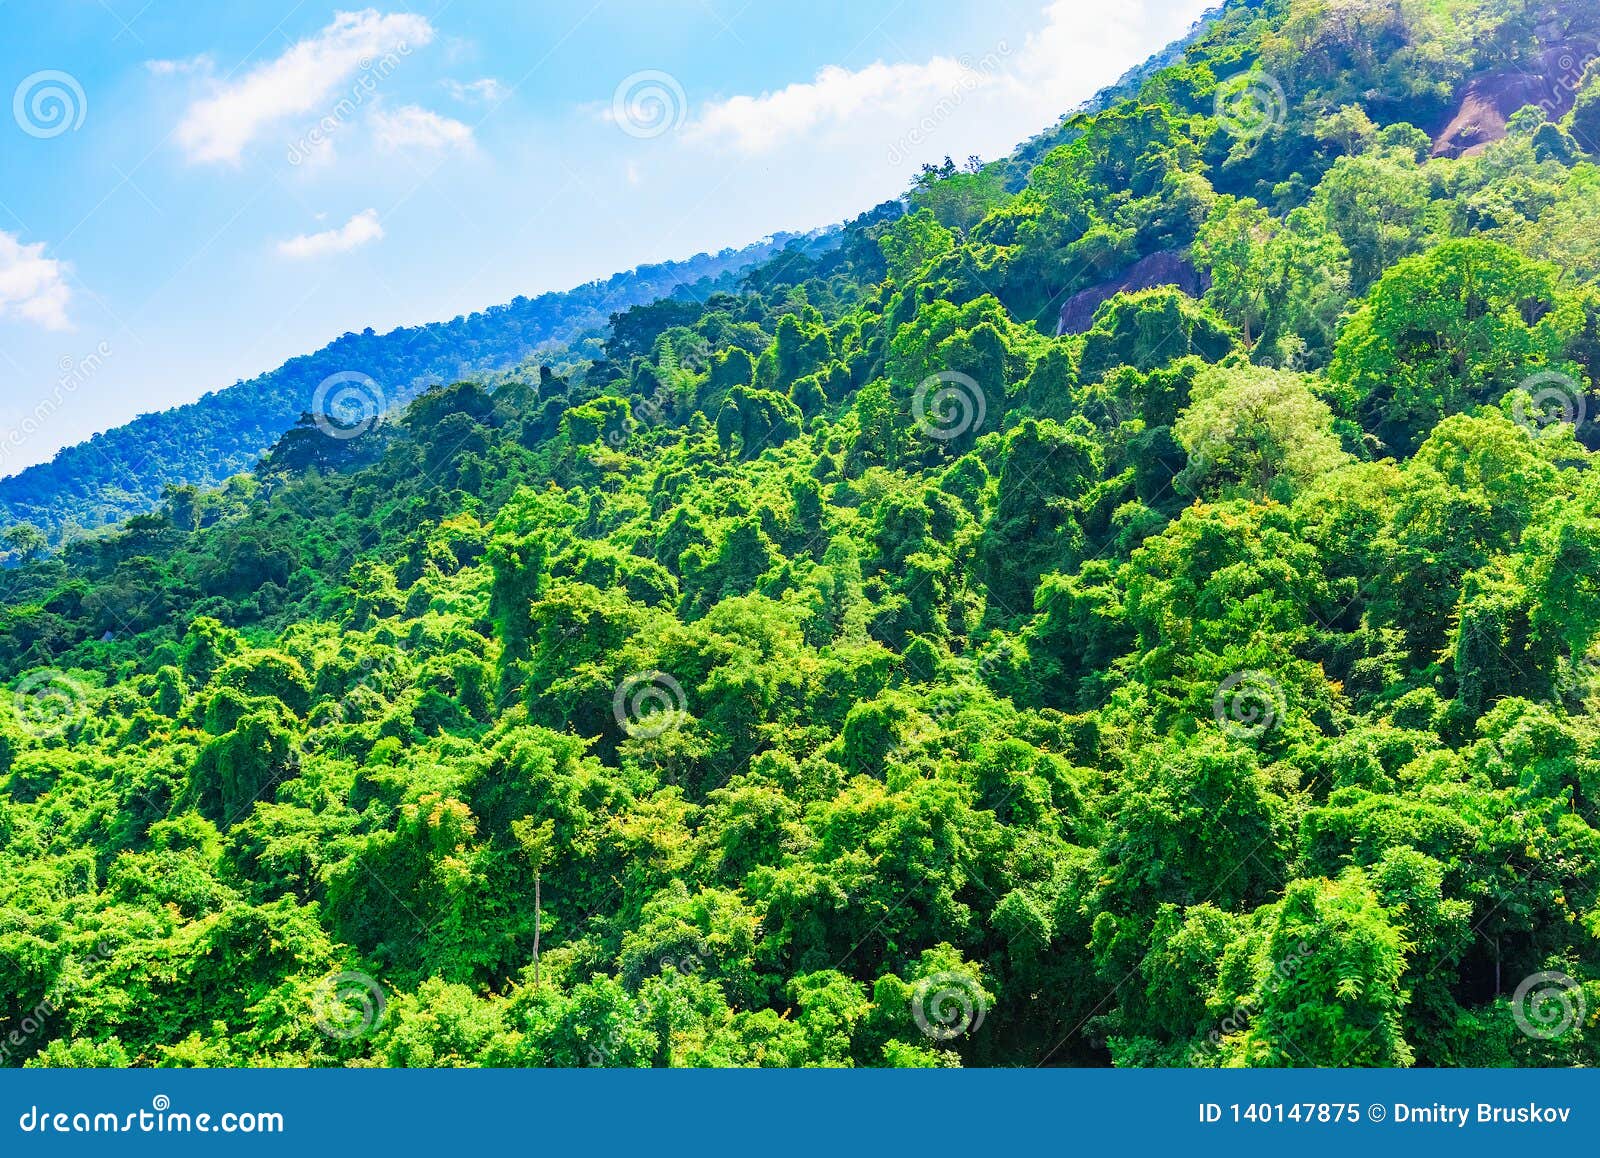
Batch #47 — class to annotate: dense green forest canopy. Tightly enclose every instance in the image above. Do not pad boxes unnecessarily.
[4,0,1600,1068]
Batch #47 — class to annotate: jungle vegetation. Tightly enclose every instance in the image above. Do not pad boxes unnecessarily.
[3,0,1600,1068]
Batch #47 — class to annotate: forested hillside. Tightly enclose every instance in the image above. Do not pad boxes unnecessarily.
[0,234,821,544]
[5,0,1600,1068]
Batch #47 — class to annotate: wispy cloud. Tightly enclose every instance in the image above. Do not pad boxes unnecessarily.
[684,0,1208,158]
[687,57,985,154]
[173,9,433,164]
[371,104,475,152]
[275,209,384,259]
[0,231,71,330]
[145,55,214,77]
[444,77,506,105]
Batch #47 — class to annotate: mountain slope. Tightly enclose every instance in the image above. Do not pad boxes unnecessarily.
[0,7,1228,549]
[0,234,825,542]
[3,0,1600,1071]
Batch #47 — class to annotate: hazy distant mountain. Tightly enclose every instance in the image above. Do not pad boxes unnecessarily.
[0,234,824,541]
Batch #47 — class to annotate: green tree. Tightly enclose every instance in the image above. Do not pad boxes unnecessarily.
[1328,239,1583,454]
[879,209,957,286]
[1174,366,1349,501]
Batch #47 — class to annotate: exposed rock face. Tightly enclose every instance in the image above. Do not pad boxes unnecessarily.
[1056,251,1209,337]
[1432,41,1597,159]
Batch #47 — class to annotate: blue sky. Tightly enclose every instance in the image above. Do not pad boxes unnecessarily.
[0,0,1213,476]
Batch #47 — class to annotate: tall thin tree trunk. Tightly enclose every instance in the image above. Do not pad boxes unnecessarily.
[533,870,542,989]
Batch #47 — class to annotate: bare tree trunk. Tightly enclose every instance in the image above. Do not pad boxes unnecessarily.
[533,871,542,990]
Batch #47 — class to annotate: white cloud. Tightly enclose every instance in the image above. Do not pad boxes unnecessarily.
[0,231,71,330]
[275,209,384,259]
[687,57,982,154]
[685,0,1211,159]
[371,104,475,152]
[1007,0,1196,108]
[174,9,433,164]
[146,55,214,76]
[445,77,506,105]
